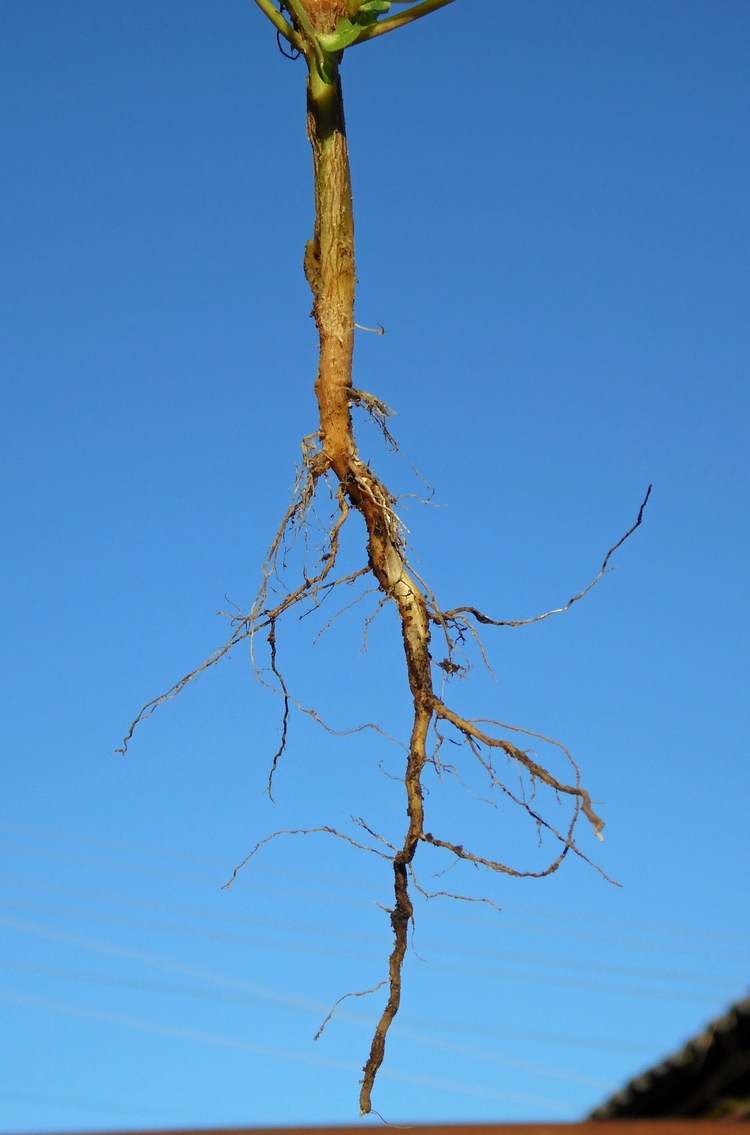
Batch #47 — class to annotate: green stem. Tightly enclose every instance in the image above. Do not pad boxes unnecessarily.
[285,0,338,80]
[253,0,302,49]
[353,0,455,43]
[284,0,318,43]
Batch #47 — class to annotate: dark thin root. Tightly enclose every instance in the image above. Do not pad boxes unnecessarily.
[266,617,289,799]
[222,825,393,890]
[408,863,502,911]
[441,485,652,629]
[314,980,388,1041]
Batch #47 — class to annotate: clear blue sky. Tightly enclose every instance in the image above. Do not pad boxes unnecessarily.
[2,1,749,1129]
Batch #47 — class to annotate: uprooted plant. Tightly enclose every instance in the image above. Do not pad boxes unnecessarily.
[119,0,651,1116]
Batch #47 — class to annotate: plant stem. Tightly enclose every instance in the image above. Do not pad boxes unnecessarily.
[305,65,356,468]
[253,0,301,47]
[304,54,434,1115]
[353,0,455,43]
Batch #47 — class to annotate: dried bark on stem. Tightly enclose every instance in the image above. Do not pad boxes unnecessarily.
[303,55,439,1113]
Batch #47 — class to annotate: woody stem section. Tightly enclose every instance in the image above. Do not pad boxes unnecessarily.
[305,65,356,468]
[304,59,435,1116]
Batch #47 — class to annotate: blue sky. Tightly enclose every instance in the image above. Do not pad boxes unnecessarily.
[2,0,749,1129]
